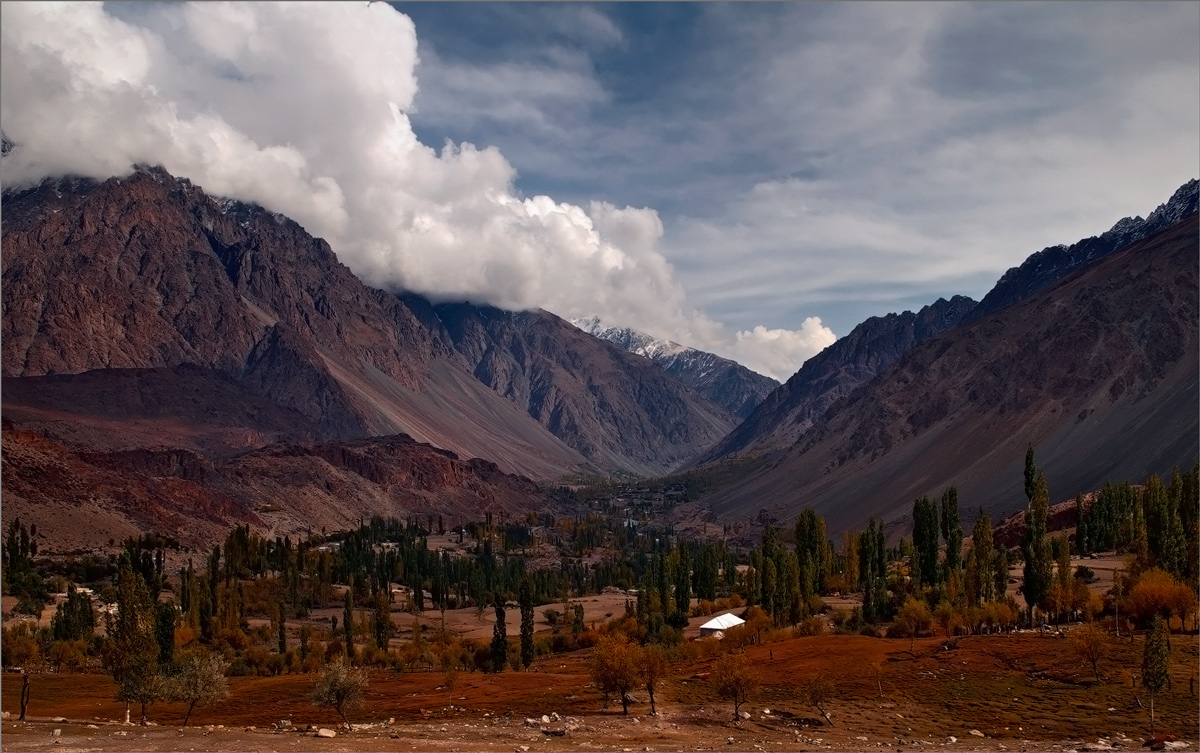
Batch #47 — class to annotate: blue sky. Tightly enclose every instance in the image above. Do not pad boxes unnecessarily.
[2,2,1197,379]
[396,2,1200,337]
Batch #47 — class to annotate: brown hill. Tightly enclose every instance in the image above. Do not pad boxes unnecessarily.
[698,213,1199,538]
[1,168,732,479]
[0,420,548,553]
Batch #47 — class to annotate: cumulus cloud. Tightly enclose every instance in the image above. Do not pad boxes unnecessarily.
[0,1,833,379]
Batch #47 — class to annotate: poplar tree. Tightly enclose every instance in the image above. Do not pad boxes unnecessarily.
[1024,443,1038,503]
[519,578,534,669]
[940,487,963,576]
[968,510,995,605]
[912,496,940,588]
[491,593,507,673]
[1142,615,1169,736]
[1022,473,1053,624]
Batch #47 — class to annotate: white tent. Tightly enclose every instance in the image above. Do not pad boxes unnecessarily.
[699,611,745,638]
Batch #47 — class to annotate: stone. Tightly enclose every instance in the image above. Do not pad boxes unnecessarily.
[51,717,67,722]
[276,719,292,729]
[52,729,62,737]
[1163,743,1190,751]
[947,736,957,743]
[969,730,985,737]
[739,711,751,720]
[542,715,551,724]
[315,728,336,738]
[728,737,736,744]
[525,718,539,728]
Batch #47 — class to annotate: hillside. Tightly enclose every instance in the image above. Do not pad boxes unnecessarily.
[696,213,1199,538]
[694,296,977,462]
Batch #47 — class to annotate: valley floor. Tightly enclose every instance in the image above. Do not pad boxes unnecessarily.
[3,632,1196,752]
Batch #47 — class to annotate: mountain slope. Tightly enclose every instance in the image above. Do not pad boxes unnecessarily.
[694,296,978,462]
[1,167,734,479]
[421,304,737,477]
[572,317,779,420]
[698,213,1199,538]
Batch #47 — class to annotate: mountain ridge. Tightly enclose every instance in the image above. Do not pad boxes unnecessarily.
[572,316,780,420]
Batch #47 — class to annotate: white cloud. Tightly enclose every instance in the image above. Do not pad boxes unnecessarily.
[731,321,837,383]
[0,1,833,380]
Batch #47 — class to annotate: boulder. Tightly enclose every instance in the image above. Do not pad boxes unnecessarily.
[315,728,336,738]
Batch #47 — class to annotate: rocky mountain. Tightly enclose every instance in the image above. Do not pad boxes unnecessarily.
[0,167,733,481]
[696,211,1199,539]
[968,179,1199,321]
[693,295,978,463]
[572,317,779,420]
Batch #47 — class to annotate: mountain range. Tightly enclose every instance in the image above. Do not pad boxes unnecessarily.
[2,163,1196,548]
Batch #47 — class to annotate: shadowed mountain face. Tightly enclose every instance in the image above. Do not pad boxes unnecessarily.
[698,213,1199,538]
[694,295,978,463]
[572,317,779,420]
[1,168,734,481]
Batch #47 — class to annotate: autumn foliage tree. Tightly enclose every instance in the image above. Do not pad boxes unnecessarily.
[712,652,759,720]
[312,658,368,727]
[589,634,642,714]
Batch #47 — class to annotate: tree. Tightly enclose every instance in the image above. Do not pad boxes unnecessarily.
[491,593,507,673]
[1069,623,1108,682]
[940,487,963,577]
[589,634,642,714]
[51,584,95,643]
[1022,473,1053,625]
[712,652,759,720]
[312,658,368,727]
[519,578,534,670]
[912,496,940,588]
[167,651,229,727]
[155,601,177,665]
[342,590,354,663]
[372,589,391,652]
[1023,443,1038,503]
[892,597,932,653]
[803,675,835,725]
[966,510,995,605]
[1141,616,1169,737]
[105,556,161,725]
[642,644,668,716]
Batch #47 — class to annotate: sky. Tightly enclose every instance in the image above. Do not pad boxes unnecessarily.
[1,2,1197,381]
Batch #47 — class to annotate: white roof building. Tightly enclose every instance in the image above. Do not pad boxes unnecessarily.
[699,611,745,638]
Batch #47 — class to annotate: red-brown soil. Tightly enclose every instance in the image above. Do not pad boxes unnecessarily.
[3,630,1196,752]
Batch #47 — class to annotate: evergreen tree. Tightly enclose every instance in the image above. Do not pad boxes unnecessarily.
[519,578,534,670]
[1022,473,1053,623]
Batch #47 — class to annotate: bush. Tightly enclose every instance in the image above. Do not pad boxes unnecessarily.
[793,616,824,637]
